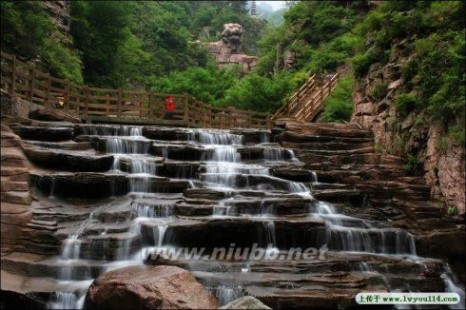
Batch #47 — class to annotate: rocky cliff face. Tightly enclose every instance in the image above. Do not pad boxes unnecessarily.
[41,1,70,34]
[351,38,465,216]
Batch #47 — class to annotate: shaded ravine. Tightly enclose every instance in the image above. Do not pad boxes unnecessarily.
[4,124,464,309]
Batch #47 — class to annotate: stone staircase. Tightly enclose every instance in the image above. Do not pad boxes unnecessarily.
[1,127,33,255]
[0,120,463,308]
[273,120,465,261]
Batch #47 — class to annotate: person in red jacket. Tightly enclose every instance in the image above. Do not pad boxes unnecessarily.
[164,96,176,120]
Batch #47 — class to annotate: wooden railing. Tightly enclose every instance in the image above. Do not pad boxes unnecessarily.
[272,72,339,122]
[0,51,272,129]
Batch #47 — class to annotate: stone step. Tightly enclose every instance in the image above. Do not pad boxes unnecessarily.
[175,198,318,217]
[150,250,443,276]
[139,216,327,250]
[90,136,153,154]
[282,121,372,138]
[295,152,405,167]
[0,148,29,168]
[75,124,144,137]
[230,129,271,144]
[30,172,192,199]
[277,131,373,144]
[0,269,93,301]
[196,271,386,308]
[32,209,93,224]
[0,167,30,182]
[142,126,195,141]
[22,145,114,172]
[312,170,405,185]
[11,125,74,142]
[295,147,375,156]
[27,219,58,231]
[1,131,22,148]
[1,191,32,205]
[0,180,29,192]
[313,189,362,203]
[198,173,306,192]
[150,144,297,163]
[77,232,142,261]
[1,202,30,215]
[1,253,107,280]
[270,167,316,182]
[183,188,285,201]
[24,140,92,151]
[236,146,294,161]
[280,141,374,152]
[18,228,61,255]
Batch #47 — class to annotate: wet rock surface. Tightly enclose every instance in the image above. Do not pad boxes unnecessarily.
[29,108,81,124]
[85,265,218,309]
[0,120,464,309]
[23,145,114,172]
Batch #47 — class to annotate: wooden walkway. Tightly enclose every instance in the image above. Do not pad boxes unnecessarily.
[272,73,339,122]
[0,52,271,129]
[1,51,339,128]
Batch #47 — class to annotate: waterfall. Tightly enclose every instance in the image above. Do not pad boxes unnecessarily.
[48,292,79,310]
[61,235,81,260]
[441,265,465,310]
[263,147,285,161]
[264,221,277,249]
[213,286,245,306]
[155,225,168,247]
[28,125,462,309]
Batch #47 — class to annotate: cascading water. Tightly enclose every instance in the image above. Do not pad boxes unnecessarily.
[264,221,277,249]
[34,125,463,309]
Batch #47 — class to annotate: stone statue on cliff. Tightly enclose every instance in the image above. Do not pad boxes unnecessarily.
[204,23,257,74]
[221,23,243,53]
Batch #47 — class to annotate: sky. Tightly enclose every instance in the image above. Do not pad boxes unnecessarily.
[257,1,287,11]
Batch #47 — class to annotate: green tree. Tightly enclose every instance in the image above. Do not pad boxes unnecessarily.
[1,1,82,83]
[71,1,134,87]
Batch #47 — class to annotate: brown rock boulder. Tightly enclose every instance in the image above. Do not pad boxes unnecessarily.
[85,265,218,309]
[29,108,81,123]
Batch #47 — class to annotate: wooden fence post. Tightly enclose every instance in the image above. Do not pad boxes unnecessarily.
[117,88,122,118]
[75,86,81,117]
[64,80,70,112]
[29,66,35,103]
[44,74,51,108]
[183,95,189,127]
[208,105,212,128]
[10,55,16,96]
[148,93,153,119]
[85,86,89,118]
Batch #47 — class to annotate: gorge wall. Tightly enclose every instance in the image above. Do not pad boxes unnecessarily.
[42,1,70,34]
[351,37,465,217]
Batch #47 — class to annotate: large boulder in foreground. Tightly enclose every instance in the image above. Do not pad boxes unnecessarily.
[85,265,218,309]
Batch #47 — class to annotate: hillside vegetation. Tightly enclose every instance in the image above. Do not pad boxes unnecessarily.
[1,0,464,129]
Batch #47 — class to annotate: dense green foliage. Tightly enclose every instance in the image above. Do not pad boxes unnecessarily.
[150,63,240,105]
[1,0,464,127]
[1,1,262,87]
[1,1,83,83]
[320,76,354,122]
[353,1,465,144]
[221,72,297,112]
[256,1,368,76]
